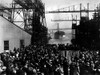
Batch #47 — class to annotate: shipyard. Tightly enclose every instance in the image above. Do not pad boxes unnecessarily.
[0,0,99,75]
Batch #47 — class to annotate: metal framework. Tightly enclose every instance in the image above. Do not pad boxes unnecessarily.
[51,19,80,22]
[0,2,100,33]
[48,3,100,23]
[0,0,46,34]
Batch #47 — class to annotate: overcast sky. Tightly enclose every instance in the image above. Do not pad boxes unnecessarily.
[1,0,100,29]
[42,0,100,29]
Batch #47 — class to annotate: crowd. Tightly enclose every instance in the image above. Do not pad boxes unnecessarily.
[0,44,100,75]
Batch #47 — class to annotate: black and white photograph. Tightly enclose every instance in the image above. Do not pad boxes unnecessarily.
[0,0,100,75]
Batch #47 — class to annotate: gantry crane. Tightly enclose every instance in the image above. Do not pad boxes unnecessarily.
[0,2,100,34]
[49,3,93,35]
[0,0,46,34]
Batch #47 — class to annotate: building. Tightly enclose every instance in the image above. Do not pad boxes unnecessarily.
[0,16,31,53]
[71,6,100,48]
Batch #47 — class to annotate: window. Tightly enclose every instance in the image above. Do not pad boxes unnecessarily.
[20,40,24,48]
[4,40,9,50]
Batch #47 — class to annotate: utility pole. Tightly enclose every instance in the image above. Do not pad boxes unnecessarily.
[87,3,89,19]
[80,3,82,20]
[76,15,77,25]
[72,14,74,24]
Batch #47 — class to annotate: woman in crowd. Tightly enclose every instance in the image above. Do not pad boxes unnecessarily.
[0,43,100,75]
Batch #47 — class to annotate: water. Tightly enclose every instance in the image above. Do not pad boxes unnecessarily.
[49,30,72,44]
